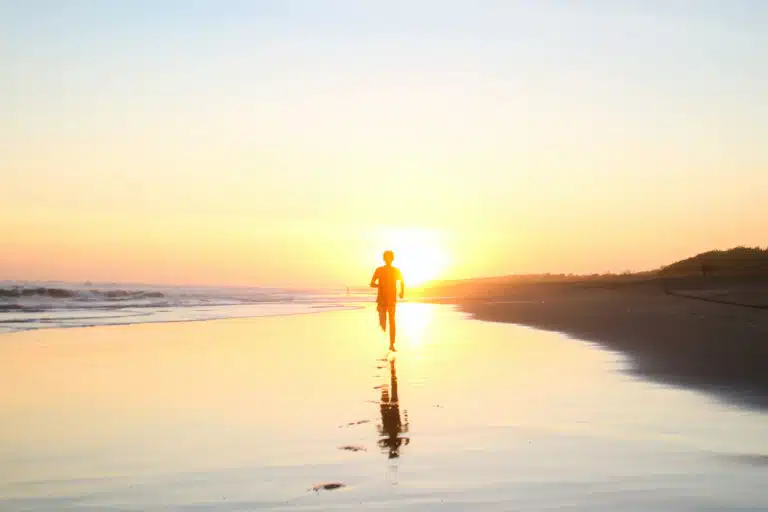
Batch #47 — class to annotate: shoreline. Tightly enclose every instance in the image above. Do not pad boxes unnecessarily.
[433,279,768,410]
[7,286,768,411]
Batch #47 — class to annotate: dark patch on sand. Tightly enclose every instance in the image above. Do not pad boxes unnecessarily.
[718,452,768,467]
[338,445,367,452]
[309,482,345,492]
[440,278,768,410]
[339,419,370,428]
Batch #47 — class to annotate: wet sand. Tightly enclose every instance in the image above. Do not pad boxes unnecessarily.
[1,305,767,510]
[447,279,768,409]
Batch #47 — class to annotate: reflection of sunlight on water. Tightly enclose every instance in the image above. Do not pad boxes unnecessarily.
[398,303,434,349]
[5,306,768,509]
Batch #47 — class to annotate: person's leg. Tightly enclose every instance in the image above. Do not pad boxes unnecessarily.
[388,306,396,349]
[378,304,387,331]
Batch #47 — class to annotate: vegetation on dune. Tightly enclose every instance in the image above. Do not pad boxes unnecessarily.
[660,246,768,277]
[410,247,768,298]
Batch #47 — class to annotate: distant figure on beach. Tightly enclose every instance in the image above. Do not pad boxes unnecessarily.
[370,250,405,350]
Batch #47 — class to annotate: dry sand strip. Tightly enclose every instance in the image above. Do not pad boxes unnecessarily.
[661,276,768,309]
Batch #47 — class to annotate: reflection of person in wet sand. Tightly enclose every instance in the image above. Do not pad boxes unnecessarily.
[378,357,409,459]
[370,250,405,351]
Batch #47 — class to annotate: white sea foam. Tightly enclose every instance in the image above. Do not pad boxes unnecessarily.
[0,281,368,333]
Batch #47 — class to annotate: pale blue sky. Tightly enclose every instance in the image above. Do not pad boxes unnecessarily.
[2,1,767,284]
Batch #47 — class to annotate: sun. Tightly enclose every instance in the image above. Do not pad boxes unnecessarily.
[399,243,446,286]
[377,228,450,286]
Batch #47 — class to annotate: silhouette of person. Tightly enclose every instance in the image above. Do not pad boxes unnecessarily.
[370,250,405,351]
[378,357,409,459]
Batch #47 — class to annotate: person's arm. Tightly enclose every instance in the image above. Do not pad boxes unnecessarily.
[399,271,405,299]
[369,268,379,288]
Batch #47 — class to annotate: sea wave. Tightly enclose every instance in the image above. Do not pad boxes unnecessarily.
[0,283,301,311]
[0,286,165,301]
[0,282,369,334]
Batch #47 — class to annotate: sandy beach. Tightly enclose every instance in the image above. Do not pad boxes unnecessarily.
[5,0,768,509]
[435,278,768,410]
[2,304,768,510]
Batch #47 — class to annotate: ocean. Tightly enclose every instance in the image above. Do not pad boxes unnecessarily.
[0,281,363,334]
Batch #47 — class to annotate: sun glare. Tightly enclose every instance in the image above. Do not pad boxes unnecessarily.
[398,303,435,348]
[378,228,449,286]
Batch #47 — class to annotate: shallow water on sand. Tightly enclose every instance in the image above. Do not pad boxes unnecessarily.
[1,304,767,510]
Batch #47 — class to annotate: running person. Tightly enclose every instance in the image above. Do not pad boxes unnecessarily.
[369,250,405,350]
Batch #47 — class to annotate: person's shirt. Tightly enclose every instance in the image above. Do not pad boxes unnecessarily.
[373,265,403,306]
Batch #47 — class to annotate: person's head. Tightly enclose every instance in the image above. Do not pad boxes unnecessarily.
[382,250,395,266]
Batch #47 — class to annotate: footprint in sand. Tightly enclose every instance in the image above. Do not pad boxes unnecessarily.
[339,419,370,428]
[338,445,367,452]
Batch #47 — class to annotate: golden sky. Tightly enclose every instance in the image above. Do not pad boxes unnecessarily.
[2,2,767,287]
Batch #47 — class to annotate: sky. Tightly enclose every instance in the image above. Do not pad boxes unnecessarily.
[2,0,767,287]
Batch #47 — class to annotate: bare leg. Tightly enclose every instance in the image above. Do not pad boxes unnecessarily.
[388,306,396,349]
[378,305,387,331]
